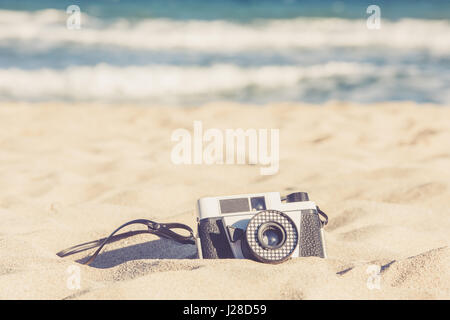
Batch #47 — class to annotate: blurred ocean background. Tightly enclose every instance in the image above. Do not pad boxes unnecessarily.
[0,0,449,105]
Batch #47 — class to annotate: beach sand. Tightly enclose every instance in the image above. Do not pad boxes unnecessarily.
[0,102,449,299]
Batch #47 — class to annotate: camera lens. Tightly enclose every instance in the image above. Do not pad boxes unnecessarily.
[245,210,298,264]
[258,222,286,249]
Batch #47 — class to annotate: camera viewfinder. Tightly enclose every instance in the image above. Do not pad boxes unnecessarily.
[250,196,266,211]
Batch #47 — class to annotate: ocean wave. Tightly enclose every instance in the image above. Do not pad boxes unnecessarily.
[1,9,449,54]
[1,62,446,104]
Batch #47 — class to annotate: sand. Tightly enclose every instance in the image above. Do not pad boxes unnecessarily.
[0,101,449,299]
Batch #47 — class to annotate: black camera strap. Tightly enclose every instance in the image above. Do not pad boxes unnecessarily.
[317,206,329,227]
[57,219,196,265]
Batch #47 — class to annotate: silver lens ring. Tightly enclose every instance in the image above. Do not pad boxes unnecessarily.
[245,210,298,264]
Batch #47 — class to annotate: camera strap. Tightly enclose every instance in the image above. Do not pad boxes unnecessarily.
[316,206,329,227]
[57,219,196,265]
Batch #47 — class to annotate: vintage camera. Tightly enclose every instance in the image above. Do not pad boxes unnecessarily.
[197,191,327,264]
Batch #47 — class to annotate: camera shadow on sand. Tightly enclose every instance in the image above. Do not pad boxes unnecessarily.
[73,239,198,269]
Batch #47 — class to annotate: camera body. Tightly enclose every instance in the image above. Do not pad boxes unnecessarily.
[197,191,327,264]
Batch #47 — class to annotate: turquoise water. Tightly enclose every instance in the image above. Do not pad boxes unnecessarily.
[0,0,449,104]
[3,0,450,20]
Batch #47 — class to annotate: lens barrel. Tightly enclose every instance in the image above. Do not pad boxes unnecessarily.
[245,210,298,264]
[257,222,286,250]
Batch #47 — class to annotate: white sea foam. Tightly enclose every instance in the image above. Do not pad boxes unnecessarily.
[1,9,448,104]
[0,9,449,54]
[0,62,429,102]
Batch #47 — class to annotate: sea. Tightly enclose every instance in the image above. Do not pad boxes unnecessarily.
[0,0,449,105]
